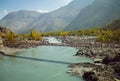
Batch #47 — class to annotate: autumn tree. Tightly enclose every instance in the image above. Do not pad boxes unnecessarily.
[97,29,113,43]
[59,31,69,36]
[5,32,16,41]
[30,30,42,40]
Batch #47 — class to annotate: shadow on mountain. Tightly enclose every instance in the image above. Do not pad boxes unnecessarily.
[0,51,73,65]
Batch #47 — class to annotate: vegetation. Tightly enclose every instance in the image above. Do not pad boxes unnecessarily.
[0,19,120,44]
[30,30,42,40]
[5,32,16,41]
[97,29,113,43]
[0,28,119,43]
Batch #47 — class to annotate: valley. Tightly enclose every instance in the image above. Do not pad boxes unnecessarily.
[0,0,120,81]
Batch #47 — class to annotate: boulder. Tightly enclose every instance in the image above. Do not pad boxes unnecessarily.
[83,71,98,81]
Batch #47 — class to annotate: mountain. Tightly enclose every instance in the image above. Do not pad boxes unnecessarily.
[0,10,8,20]
[65,0,120,30]
[0,0,94,33]
[28,0,94,32]
[0,25,13,34]
[0,10,41,33]
[104,19,120,30]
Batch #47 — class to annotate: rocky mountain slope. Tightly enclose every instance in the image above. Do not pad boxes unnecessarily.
[0,10,41,33]
[65,0,120,30]
[0,0,94,33]
[28,0,94,32]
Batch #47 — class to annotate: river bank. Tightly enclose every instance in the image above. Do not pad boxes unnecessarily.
[48,36,120,81]
[0,47,25,55]
[0,37,68,55]
[0,46,91,81]
[68,47,120,81]
[0,36,120,81]
[55,36,120,81]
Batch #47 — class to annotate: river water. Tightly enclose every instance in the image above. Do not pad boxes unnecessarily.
[0,46,93,81]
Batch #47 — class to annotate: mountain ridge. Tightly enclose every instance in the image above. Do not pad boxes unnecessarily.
[27,0,94,32]
[0,0,94,33]
[65,0,120,30]
[0,10,41,33]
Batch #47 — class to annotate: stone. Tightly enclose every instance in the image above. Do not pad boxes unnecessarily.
[0,37,3,48]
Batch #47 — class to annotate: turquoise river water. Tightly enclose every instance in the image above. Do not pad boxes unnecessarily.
[0,46,93,81]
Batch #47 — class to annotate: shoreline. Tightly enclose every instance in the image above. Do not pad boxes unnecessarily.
[67,47,120,81]
[0,36,120,81]
[0,47,25,55]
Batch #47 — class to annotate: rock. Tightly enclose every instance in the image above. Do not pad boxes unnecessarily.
[75,49,93,57]
[83,71,98,81]
[102,53,120,64]
[75,50,84,56]
[0,26,13,35]
[0,37,3,48]
[114,68,120,79]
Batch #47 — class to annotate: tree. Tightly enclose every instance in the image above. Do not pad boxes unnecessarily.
[59,31,69,36]
[97,29,113,43]
[30,30,42,40]
[0,32,2,37]
[5,32,16,41]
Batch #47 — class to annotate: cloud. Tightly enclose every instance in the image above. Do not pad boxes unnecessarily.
[36,10,49,13]
[4,10,8,15]
[62,0,73,4]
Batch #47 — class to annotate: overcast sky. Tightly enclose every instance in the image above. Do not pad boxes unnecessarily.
[0,0,73,19]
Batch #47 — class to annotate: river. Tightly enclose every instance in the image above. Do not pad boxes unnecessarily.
[0,46,93,81]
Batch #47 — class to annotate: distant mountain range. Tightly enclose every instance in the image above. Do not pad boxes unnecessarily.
[65,0,120,30]
[27,0,94,32]
[0,10,41,33]
[0,0,120,33]
[0,0,94,33]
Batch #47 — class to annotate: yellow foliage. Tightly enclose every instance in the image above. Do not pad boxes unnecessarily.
[0,32,2,37]
[30,30,42,40]
[5,32,16,41]
[59,31,69,36]
[97,29,114,43]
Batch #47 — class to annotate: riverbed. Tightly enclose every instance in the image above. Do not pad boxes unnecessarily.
[0,46,93,81]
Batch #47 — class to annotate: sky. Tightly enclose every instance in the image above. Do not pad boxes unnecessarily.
[0,0,73,19]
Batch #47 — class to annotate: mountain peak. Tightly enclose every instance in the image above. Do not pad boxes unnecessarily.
[0,0,94,33]
[0,10,42,33]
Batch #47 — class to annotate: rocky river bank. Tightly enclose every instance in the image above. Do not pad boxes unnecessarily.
[0,36,120,81]
[56,36,120,81]
[68,47,120,81]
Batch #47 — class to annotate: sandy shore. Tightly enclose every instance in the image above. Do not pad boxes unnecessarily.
[0,47,25,55]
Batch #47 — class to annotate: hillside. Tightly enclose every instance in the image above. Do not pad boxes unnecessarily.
[104,19,120,30]
[65,0,120,30]
[28,0,94,32]
[0,26,13,34]
[0,10,41,33]
[0,0,94,33]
